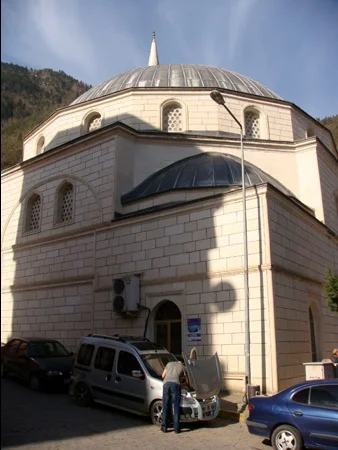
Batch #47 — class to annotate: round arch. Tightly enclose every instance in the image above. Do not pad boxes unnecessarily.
[81,109,104,135]
[242,104,269,139]
[36,135,45,155]
[153,300,182,359]
[160,98,187,132]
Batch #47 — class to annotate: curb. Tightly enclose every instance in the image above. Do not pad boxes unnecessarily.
[219,409,247,423]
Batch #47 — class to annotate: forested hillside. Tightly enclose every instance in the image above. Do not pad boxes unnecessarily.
[1,62,91,169]
[1,62,337,170]
[319,115,338,148]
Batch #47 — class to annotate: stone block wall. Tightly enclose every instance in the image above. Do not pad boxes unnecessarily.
[291,108,335,154]
[267,189,338,390]
[23,89,306,161]
[1,183,275,393]
[1,136,116,253]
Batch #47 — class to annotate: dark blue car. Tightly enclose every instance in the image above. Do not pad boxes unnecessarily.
[246,380,338,450]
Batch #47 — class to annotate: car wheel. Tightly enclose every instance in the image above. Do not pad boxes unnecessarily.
[271,424,303,450]
[1,361,8,378]
[74,382,93,407]
[150,400,163,426]
[29,374,41,391]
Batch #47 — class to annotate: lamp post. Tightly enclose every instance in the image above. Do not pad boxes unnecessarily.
[210,90,251,398]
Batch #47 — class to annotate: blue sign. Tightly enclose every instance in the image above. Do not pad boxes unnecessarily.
[187,318,201,341]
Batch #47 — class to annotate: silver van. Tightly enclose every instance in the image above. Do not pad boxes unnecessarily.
[69,334,222,426]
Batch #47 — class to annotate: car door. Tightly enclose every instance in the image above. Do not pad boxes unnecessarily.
[14,341,31,381]
[289,384,338,448]
[114,350,148,413]
[89,346,118,404]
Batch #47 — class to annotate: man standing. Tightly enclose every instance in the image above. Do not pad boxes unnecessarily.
[161,361,187,434]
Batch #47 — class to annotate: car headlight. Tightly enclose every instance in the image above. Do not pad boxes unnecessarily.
[47,370,63,376]
[181,389,195,404]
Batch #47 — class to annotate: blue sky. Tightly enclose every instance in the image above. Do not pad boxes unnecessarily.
[1,0,338,119]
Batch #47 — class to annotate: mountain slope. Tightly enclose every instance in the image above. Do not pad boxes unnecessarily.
[1,62,91,169]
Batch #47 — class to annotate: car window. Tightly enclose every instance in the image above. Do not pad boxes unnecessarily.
[17,342,28,357]
[310,385,338,409]
[141,353,176,379]
[77,344,94,366]
[292,388,310,405]
[5,339,21,356]
[94,347,116,371]
[29,341,69,357]
[117,351,142,376]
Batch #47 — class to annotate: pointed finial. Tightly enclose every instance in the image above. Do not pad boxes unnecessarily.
[148,31,159,66]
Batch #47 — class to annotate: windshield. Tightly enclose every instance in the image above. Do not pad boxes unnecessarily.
[141,353,176,379]
[29,341,70,358]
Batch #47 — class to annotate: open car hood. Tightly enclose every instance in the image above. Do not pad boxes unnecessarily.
[183,351,222,399]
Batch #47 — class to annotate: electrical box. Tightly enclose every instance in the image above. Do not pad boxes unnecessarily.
[303,362,335,380]
[113,276,139,314]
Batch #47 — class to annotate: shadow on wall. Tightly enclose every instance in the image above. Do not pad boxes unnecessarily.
[1,114,268,444]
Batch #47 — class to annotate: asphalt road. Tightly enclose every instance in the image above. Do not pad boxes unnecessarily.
[1,377,268,450]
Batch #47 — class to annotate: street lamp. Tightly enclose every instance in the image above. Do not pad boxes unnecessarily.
[210,90,251,398]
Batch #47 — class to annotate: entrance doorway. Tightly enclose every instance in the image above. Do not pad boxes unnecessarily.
[154,301,182,359]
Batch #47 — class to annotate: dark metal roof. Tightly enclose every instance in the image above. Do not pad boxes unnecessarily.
[70,64,281,105]
[121,152,294,204]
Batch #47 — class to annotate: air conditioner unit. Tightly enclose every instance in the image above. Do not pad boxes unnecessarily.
[113,276,139,314]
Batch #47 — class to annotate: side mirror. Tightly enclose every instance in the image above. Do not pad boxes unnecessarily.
[132,370,144,379]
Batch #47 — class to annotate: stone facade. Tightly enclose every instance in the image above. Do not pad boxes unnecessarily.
[2,63,338,395]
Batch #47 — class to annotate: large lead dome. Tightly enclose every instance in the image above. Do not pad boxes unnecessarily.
[71,64,281,106]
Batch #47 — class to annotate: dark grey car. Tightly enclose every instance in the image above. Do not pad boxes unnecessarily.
[1,337,73,390]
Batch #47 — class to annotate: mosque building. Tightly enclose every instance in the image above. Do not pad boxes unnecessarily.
[1,33,338,393]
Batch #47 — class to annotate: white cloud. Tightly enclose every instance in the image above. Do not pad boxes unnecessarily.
[27,0,96,76]
[226,0,258,62]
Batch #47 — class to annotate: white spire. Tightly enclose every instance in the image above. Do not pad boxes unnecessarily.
[148,31,159,66]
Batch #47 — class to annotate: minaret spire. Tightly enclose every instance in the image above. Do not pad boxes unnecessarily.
[148,30,159,66]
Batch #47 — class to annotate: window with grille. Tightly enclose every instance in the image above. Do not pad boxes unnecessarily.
[25,194,41,233]
[163,103,182,132]
[58,183,74,223]
[245,110,260,138]
[87,114,102,132]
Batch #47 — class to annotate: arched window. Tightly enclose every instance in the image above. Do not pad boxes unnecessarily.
[84,113,102,133]
[245,109,260,138]
[309,307,317,362]
[163,103,183,132]
[25,193,41,232]
[36,136,45,155]
[57,182,74,223]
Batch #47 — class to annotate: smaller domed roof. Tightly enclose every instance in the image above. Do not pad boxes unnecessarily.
[121,152,294,204]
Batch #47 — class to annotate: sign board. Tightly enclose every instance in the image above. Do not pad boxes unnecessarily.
[187,318,201,342]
